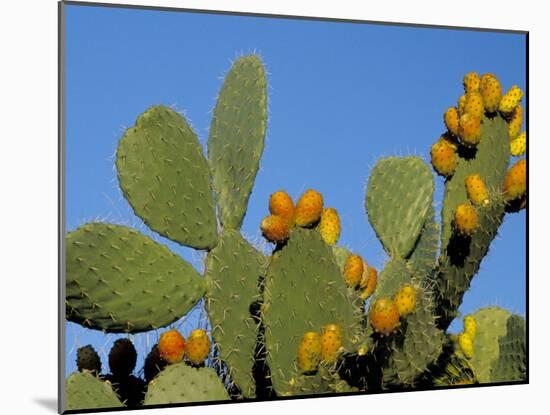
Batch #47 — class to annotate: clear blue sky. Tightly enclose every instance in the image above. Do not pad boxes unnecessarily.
[64,4,526,377]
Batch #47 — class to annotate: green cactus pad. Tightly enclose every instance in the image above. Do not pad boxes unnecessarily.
[366,156,434,259]
[373,258,412,299]
[143,363,229,405]
[116,105,217,250]
[490,315,526,382]
[65,372,123,411]
[407,207,439,279]
[208,55,267,229]
[436,117,510,328]
[205,229,267,398]
[263,228,357,395]
[331,245,352,273]
[66,223,206,333]
[469,306,511,383]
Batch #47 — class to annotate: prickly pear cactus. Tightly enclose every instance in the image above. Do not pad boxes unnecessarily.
[66,372,123,410]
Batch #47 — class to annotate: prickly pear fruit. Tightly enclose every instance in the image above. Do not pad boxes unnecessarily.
[369,298,400,336]
[444,107,460,136]
[480,74,502,113]
[77,345,102,375]
[453,202,479,236]
[431,137,458,177]
[185,329,211,365]
[508,105,523,140]
[320,324,343,364]
[499,85,523,114]
[510,131,526,157]
[294,189,323,227]
[269,190,295,226]
[458,332,474,359]
[463,71,480,93]
[503,159,527,201]
[297,331,322,373]
[108,338,137,377]
[458,95,467,117]
[464,91,484,119]
[158,329,186,365]
[319,207,341,246]
[261,214,290,243]
[463,315,476,340]
[458,113,482,146]
[359,264,378,301]
[393,284,417,317]
[465,174,490,207]
[343,254,364,288]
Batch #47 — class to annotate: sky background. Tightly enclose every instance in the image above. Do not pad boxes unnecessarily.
[64,4,526,378]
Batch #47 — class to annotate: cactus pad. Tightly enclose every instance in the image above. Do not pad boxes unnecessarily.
[116,105,217,249]
[208,55,267,229]
[263,228,357,395]
[66,223,206,333]
[407,207,439,279]
[65,372,123,411]
[366,157,434,258]
[490,315,526,382]
[144,363,229,405]
[205,229,267,398]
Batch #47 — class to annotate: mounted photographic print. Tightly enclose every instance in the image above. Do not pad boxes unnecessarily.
[59,1,528,413]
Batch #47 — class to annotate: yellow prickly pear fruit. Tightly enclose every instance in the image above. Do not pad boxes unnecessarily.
[430,137,458,177]
[479,73,502,113]
[319,207,341,246]
[458,95,467,117]
[184,329,211,365]
[463,315,476,340]
[503,159,526,201]
[320,324,343,363]
[368,298,400,336]
[444,107,460,136]
[359,263,378,301]
[508,105,523,140]
[343,254,364,288]
[464,91,484,119]
[260,214,290,243]
[158,329,186,364]
[463,71,480,93]
[458,113,482,146]
[458,332,474,359]
[393,284,417,317]
[269,190,295,227]
[294,189,323,227]
[465,174,490,207]
[297,331,322,373]
[510,131,526,157]
[499,85,523,114]
[453,202,479,236]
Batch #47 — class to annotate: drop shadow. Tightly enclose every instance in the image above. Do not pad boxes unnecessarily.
[446,232,472,267]
[34,398,57,413]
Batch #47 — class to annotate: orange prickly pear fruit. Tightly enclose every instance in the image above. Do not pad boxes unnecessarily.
[319,207,341,246]
[453,202,479,236]
[260,214,290,243]
[320,324,343,363]
[269,190,295,226]
[465,174,490,207]
[458,94,467,117]
[479,73,502,113]
[184,329,210,365]
[294,189,323,227]
[464,91,484,119]
[158,329,186,364]
[393,284,417,317]
[503,159,526,201]
[510,131,526,157]
[343,254,364,288]
[463,71,480,93]
[297,331,322,373]
[458,113,482,146]
[359,263,377,301]
[499,85,523,114]
[444,107,460,136]
[508,105,523,140]
[430,137,458,177]
[369,298,400,336]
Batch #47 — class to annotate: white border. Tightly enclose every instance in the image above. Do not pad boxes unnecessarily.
[1,1,547,414]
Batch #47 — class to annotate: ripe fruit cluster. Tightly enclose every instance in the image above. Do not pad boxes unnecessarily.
[297,324,343,373]
[343,253,378,300]
[158,328,211,366]
[368,284,417,336]
[457,315,477,359]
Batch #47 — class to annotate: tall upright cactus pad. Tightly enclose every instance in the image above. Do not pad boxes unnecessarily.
[116,105,217,250]
[263,228,357,395]
[205,229,267,398]
[208,55,267,229]
[66,372,123,411]
[144,363,229,405]
[469,306,512,383]
[66,223,206,333]
[366,157,434,259]
[435,117,510,328]
[407,207,439,279]
[490,315,526,382]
